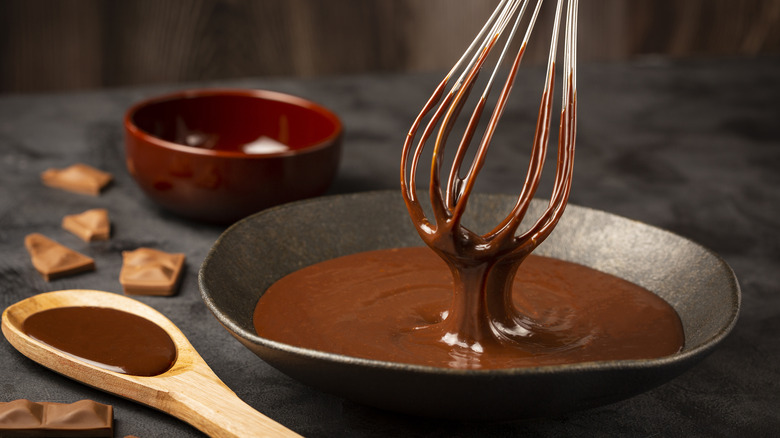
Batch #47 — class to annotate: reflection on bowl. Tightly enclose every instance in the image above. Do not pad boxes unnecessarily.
[199,191,740,420]
[124,89,342,224]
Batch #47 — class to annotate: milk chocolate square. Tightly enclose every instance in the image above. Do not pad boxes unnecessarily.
[0,399,43,429]
[0,399,113,437]
[119,248,185,296]
[24,233,95,281]
[41,163,112,195]
[62,208,111,241]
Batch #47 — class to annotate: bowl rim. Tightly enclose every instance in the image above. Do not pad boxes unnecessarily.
[124,88,343,159]
[199,190,742,378]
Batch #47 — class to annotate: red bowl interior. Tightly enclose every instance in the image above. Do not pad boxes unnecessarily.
[126,89,341,156]
[124,89,343,224]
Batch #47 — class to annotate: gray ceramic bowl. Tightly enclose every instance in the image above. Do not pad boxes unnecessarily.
[199,191,740,420]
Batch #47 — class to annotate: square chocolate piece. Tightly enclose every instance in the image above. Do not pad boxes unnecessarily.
[119,248,186,296]
[0,399,113,437]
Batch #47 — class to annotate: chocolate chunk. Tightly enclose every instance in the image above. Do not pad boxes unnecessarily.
[24,233,95,281]
[62,208,111,242]
[0,399,113,437]
[41,163,112,195]
[119,248,185,296]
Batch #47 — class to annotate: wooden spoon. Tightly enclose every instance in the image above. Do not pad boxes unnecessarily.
[1,289,301,437]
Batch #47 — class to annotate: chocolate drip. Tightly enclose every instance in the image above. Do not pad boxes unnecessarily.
[401,41,577,351]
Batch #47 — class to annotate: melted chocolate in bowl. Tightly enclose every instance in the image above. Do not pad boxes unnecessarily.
[22,307,177,376]
[254,247,683,370]
[200,192,740,419]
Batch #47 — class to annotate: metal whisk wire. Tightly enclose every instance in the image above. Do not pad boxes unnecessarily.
[401,0,578,262]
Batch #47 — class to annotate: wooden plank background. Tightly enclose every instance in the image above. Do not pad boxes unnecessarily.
[1,0,779,93]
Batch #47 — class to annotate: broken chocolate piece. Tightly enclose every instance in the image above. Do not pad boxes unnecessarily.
[62,208,111,241]
[0,399,113,437]
[24,233,95,281]
[41,163,112,195]
[119,248,185,296]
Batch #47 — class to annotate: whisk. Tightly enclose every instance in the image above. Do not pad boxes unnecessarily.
[400,0,579,348]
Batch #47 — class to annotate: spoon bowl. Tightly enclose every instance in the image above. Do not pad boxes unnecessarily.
[1,289,300,437]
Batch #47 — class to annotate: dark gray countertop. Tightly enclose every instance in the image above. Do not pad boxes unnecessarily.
[1,57,778,437]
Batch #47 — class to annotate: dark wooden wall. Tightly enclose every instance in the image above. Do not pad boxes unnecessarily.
[1,0,779,94]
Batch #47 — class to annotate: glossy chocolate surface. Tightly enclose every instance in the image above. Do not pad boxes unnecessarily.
[22,307,176,376]
[255,247,683,369]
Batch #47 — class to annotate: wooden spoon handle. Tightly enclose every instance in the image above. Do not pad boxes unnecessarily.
[159,370,301,437]
[2,291,300,437]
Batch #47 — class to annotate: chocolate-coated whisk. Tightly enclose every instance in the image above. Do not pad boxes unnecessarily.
[401,0,578,266]
[400,0,579,346]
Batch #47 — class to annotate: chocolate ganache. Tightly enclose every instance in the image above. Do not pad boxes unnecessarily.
[254,247,683,369]
[23,307,177,376]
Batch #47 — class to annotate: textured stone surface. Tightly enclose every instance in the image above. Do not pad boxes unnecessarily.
[1,57,779,436]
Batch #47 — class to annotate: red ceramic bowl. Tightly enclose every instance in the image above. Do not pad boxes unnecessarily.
[124,89,342,224]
